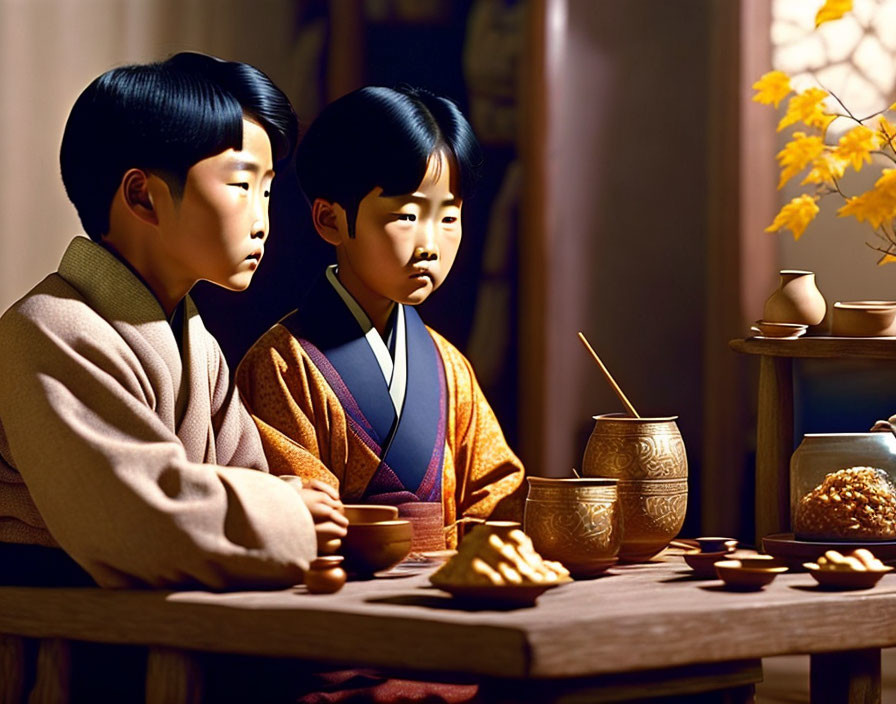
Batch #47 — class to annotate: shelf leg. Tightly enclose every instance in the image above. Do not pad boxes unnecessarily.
[755,355,793,546]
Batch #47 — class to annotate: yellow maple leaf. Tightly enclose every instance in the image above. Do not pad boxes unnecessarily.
[834,125,882,171]
[815,0,852,27]
[752,71,792,109]
[765,194,820,240]
[778,88,831,132]
[837,169,896,228]
[878,253,896,266]
[801,152,847,186]
[879,115,896,148]
[776,132,826,188]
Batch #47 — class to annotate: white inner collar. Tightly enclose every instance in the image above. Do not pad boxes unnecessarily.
[326,265,407,416]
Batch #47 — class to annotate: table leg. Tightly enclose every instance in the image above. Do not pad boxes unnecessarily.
[810,649,880,704]
[145,646,203,704]
[755,355,793,545]
[29,638,71,704]
[0,634,25,704]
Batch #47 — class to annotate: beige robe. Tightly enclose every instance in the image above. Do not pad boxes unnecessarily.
[0,237,316,589]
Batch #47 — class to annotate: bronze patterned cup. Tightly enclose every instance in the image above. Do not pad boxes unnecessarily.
[615,478,688,561]
[582,413,687,480]
[523,477,621,577]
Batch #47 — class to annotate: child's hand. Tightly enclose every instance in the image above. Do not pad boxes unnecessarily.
[870,414,896,433]
[299,479,348,554]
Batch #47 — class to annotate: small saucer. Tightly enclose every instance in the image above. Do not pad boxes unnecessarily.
[715,559,787,591]
[751,320,808,339]
[429,579,565,606]
[682,550,729,579]
[803,562,893,590]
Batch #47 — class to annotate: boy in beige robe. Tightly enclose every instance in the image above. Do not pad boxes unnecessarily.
[0,53,345,590]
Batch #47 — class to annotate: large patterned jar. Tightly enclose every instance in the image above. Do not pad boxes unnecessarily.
[582,414,688,561]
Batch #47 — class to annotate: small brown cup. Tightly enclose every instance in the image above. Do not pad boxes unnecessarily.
[304,555,347,594]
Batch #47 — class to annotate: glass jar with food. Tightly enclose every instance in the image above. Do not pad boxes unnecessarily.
[790,433,896,541]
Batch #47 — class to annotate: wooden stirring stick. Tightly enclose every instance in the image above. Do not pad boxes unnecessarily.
[577,331,641,418]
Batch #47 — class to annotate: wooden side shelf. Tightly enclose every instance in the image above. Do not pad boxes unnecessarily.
[730,336,896,544]
[731,336,896,360]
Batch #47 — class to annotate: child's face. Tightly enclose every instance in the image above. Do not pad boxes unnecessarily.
[153,118,274,292]
[336,150,462,310]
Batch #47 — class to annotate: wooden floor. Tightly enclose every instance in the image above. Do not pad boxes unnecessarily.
[758,649,896,703]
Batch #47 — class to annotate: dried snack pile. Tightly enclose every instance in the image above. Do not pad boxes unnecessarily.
[795,466,896,540]
[431,525,571,586]
[814,549,887,572]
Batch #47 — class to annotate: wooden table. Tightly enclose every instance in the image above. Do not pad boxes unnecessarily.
[730,336,896,544]
[2,553,894,703]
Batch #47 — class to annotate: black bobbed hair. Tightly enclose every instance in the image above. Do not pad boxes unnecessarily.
[295,86,481,236]
[60,51,298,240]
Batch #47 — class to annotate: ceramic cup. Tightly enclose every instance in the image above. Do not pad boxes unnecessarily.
[523,477,621,577]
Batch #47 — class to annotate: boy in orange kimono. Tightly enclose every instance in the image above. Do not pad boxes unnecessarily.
[237,86,524,549]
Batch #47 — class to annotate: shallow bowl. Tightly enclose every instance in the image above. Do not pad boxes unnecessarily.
[715,559,788,591]
[682,550,728,578]
[831,301,896,337]
[343,504,399,524]
[735,555,786,569]
[803,562,893,590]
[341,519,413,575]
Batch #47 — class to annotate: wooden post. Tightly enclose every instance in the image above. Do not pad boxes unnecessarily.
[29,638,71,704]
[0,634,25,704]
[145,647,203,704]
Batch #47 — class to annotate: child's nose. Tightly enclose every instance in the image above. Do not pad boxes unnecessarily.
[416,221,438,258]
[251,200,268,239]
[414,246,437,261]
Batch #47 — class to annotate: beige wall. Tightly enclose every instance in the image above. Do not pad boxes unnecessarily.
[0,0,303,312]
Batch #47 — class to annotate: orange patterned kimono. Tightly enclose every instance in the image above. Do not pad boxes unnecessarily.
[236,279,524,548]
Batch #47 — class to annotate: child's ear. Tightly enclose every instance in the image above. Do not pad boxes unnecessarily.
[311,198,347,246]
[121,169,158,226]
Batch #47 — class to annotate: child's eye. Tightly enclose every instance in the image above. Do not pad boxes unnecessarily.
[263,190,271,198]
[442,216,458,224]
[229,182,250,191]
[397,213,416,222]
